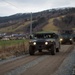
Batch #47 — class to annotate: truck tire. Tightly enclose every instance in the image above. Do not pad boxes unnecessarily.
[51,45,56,55]
[70,41,73,44]
[56,43,60,52]
[38,49,42,52]
[56,48,59,52]
[29,46,35,55]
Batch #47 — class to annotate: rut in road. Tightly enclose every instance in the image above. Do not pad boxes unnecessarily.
[0,55,42,75]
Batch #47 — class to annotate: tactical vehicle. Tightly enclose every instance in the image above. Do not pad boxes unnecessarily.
[29,32,60,55]
[60,33,73,44]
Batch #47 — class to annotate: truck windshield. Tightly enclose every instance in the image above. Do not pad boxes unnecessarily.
[61,34,72,38]
[33,33,55,39]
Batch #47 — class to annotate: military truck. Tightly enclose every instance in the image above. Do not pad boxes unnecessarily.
[29,32,60,55]
[60,33,74,44]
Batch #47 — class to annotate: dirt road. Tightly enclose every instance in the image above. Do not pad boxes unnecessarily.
[0,45,74,75]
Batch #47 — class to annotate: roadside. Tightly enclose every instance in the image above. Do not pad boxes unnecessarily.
[51,46,75,75]
[0,54,29,65]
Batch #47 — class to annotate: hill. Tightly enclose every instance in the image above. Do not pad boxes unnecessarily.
[0,7,75,33]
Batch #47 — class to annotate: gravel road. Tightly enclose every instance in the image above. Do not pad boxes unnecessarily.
[21,45,74,75]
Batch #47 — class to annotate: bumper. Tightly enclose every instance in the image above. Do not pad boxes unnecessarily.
[60,40,73,44]
[30,44,52,50]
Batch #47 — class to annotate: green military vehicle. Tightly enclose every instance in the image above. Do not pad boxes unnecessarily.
[29,32,60,55]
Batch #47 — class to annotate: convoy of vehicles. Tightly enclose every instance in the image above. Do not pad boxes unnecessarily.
[29,30,75,55]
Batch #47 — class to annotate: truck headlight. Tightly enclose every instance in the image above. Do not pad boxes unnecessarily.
[60,38,63,41]
[70,38,72,41]
[45,42,48,45]
[33,42,36,45]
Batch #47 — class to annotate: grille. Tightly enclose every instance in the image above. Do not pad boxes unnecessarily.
[36,42,44,45]
[63,38,70,42]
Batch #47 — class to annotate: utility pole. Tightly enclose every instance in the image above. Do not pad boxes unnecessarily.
[30,12,32,35]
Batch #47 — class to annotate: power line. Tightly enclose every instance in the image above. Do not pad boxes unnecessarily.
[2,0,25,11]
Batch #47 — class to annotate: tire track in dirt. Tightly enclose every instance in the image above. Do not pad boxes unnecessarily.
[21,45,74,75]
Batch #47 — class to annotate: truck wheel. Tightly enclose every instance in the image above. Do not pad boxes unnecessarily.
[56,43,60,52]
[70,41,73,44]
[56,48,59,52]
[38,49,42,52]
[51,45,56,55]
[29,46,35,55]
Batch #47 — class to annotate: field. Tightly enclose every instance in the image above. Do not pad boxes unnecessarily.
[0,40,28,46]
[0,39,29,59]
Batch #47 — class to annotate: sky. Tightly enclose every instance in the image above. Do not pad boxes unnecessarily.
[0,0,75,16]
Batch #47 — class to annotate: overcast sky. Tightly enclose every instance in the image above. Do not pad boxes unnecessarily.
[0,0,75,16]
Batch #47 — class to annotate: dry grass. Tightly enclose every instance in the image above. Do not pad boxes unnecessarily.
[42,18,59,32]
[0,40,29,60]
[0,21,31,33]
